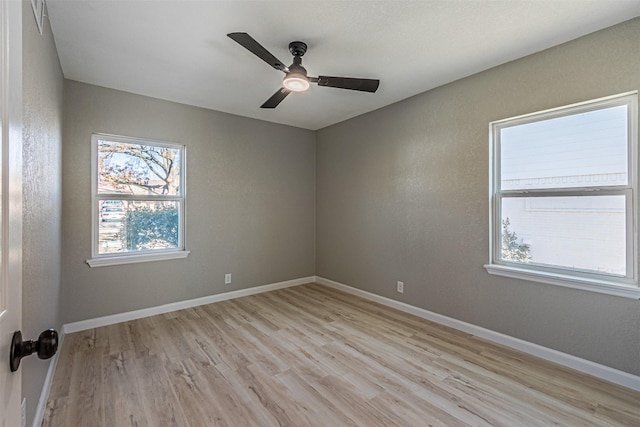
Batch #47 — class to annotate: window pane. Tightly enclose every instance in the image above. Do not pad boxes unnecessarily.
[501,196,626,275]
[500,105,628,190]
[98,200,180,254]
[98,140,181,195]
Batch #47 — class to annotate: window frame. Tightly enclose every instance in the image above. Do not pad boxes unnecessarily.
[485,92,639,299]
[87,133,189,267]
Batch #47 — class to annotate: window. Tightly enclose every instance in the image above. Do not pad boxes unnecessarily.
[87,134,188,267]
[485,93,639,299]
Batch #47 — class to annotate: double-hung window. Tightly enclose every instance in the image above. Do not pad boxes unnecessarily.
[87,134,188,267]
[486,92,639,298]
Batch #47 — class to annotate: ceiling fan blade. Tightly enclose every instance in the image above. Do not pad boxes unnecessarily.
[227,32,288,72]
[261,88,291,108]
[317,76,380,93]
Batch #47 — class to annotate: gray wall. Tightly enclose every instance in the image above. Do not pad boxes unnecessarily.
[22,0,64,425]
[316,18,640,375]
[61,81,316,323]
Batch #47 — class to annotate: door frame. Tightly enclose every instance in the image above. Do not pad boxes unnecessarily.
[0,0,24,426]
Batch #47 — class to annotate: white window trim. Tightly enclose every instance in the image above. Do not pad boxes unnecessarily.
[86,250,190,268]
[87,133,189,267]
[485,92,639,300]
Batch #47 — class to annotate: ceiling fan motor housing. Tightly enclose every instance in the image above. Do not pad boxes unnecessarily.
[288,57,307,77]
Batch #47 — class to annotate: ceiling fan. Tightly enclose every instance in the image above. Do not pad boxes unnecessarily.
[227,32,380,108]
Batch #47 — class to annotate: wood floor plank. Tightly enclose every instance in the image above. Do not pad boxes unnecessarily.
[234,363,301,426]
[102,350,148,427]
[43,283,640,426]
[310,374,401,427]
[64,348,105,426]
[132,354,190,427]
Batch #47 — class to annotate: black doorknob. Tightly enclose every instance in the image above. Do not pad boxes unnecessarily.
[9,329,58,372]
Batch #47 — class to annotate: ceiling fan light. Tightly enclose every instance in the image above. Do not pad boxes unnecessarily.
[283,74,310,92]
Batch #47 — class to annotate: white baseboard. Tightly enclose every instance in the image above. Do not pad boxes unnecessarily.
[32,329,65,427]
[63,276,314,334]
[314,276,640,392]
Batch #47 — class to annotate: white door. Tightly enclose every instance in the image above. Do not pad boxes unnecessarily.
[0,1,23,426]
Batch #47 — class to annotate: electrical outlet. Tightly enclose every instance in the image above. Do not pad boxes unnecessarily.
[21,398,26,427]
[397,281,404,293]
[225,273,232,285]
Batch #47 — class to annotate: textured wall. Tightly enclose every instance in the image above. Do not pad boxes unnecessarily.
[61,81,316,323]
[316,18,640,375]
[21,0,64,425]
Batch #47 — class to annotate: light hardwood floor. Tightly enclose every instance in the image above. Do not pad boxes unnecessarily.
[43,283,639,426]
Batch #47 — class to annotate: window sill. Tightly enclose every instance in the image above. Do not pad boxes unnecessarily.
[87,250,190,268]
[484,264,640,299]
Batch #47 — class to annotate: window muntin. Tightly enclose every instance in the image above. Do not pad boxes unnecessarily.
[489,93,637,292]
[91,134,186,263]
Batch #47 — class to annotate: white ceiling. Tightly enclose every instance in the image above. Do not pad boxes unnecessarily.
[46,0,640,130]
